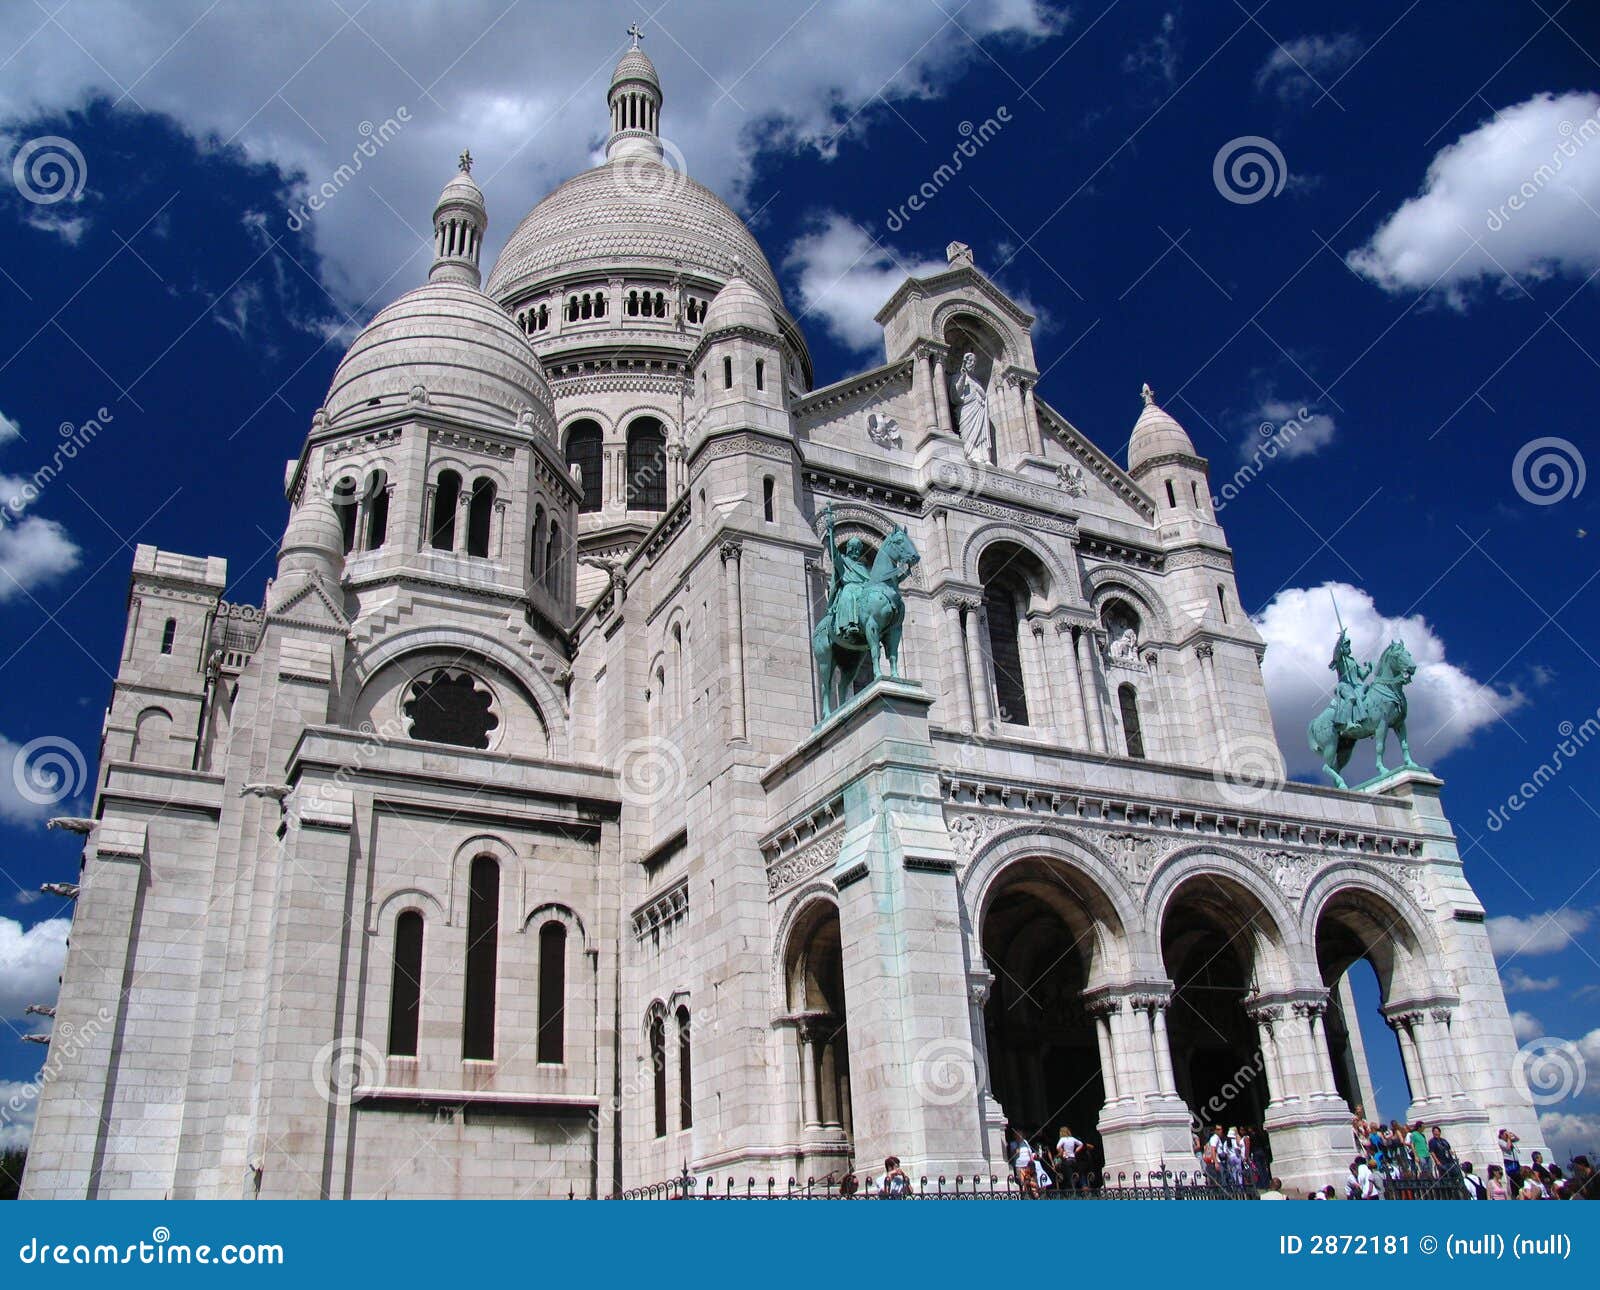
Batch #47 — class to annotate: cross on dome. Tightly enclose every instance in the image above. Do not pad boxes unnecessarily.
[1140,381,1156,407]
[458,148,473,175]
[627,21,644,48]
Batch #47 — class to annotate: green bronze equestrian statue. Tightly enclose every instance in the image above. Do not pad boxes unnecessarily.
[812,505,920,718]
[1308,630,1428,790]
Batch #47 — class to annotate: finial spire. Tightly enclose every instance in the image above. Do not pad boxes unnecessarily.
[1140,382,1156,407]
[627,21,644,48]
[458,147,473,175]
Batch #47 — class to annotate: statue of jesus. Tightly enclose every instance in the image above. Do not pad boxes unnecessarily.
[950,351,992,463]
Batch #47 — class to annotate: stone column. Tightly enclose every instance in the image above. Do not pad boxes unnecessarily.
[1086,997,1122,1103]
[1026,614,1061,737]
[1244,1001,1288,1105]
[1388,1010,1432,1107]
[1093,989,1192,1175]
[940,595,974,731]
[1075,629,1108,752]
[1055,621,1086,749]
[798,1022,821,1131]
[1196,641,1230,764]
[932,353,953,435]
[1423,1006,1468,1102]
[962,599,993,731]
[1022,380,1043,457]
[720,540,747,742]
[917,350,941,437]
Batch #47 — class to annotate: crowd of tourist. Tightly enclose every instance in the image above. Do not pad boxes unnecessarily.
[1004,1125,1102,1196]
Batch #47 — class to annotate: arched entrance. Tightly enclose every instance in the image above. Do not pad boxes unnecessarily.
[782,900,853,1156]
[1315,888,1427,1122]
[980,860,1109,1160]
[1160,876,1276,1133]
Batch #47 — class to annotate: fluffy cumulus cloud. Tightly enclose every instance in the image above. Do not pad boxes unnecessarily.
[1252,581,1523,778]
[0,1077,40,1150]
[0,0,1060,311]
[0,916,69,1019]
[1348,91,1600,300]
[0,409,82,603]
[1239,396,1336,461]
[1511,1010,1546,1043]
[1540,1110,1600,1165]
[1254,34,1363,103]
[783,213,946,354]
[1501,967,1561,993]
[1488,907,1592,958]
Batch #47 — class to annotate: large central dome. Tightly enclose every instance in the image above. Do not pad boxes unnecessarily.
[485,160,783,306]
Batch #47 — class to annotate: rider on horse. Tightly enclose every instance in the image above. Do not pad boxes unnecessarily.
[829,534,872,641]
[1329,628,1371,727]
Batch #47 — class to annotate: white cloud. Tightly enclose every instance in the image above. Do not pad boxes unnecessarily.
[1254,34,1362,103]
[783,212,945,354]
[1122,12,1180,87]
[0,411,19,444]
[1511,1010,1545,1042]
[1252,580,1524,778]
[1488,907,1592,958]
[0,1078,40,1151]
[24,208,89,244]
[0,1,1060,312]
[1241,396,1336,461]
[0,517,80,603]
[0,916,68,1019]
[1502,967,1561,993]
[1539,1110,1600,1165]
[1348,91,1600,300]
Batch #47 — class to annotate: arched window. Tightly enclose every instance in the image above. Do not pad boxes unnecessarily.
[676,1005,693,1130]
[364,469,389,550]
[762,475,775,523]
[530,503,545,577]
[626,419,667,512]
[388,910,423,1057]
[466,477,496,557]
[333,476,358,552]
[545,521,560,593]
[462,856,499,1060]
[1192,481,1201,507]
[580,294,592,319]
[1165,479,1177,509]
[594,292,606,318]
[160,617,176,655]
[537,922,566,1063]
[1118,683,1146,759]
[1217,584,1229,623]
[984,578,1030,726]
[627,289,639,317]
[431,470,461,550]
[405,670,499,749]
[649,1011,668,1138]
[722,355,733,389]
[538,303,548,330]
[564,420,603,513]
[755,359,765,391]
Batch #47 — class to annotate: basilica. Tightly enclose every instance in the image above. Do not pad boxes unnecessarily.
[23,40,1541,1199]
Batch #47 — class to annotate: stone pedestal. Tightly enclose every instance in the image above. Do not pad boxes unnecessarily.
[804,679,988,1180]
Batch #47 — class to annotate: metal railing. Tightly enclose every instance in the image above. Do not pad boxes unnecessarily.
[602,1169,1252,1200]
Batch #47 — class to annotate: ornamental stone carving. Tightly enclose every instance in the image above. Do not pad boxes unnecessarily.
[766,830,845,896]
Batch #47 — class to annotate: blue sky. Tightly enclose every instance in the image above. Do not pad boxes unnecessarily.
[0,0,1597,1157]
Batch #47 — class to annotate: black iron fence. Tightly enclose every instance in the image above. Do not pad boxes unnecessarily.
[603,1169,1253,1200]
[1379,1169,1469,1200]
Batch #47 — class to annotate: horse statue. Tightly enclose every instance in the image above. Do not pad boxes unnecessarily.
[812,508,920,718]
[1307,636,1427,789]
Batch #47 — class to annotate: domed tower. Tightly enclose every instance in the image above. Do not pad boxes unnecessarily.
[485,27,812,604]
[1128,382,1210,521]
[284,157,576,637]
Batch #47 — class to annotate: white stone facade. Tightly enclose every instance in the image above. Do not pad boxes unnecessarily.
[23,46,1541,1201]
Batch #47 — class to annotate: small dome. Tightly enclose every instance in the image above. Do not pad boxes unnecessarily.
[278,490,344,572]
[1127,385,1199,474]
[702,272,777,335]
[434,169,485,218]
[611,46,660,92]
[323,282,553,431]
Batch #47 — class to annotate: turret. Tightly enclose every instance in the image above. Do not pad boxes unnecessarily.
[606,26,663,164]
[1128,383,1212,521]
[430,150,487,287]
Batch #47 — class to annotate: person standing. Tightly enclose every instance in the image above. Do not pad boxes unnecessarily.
[1487,1165,1510,1199]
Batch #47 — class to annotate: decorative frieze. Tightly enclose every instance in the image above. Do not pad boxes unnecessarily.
[632,877,689,941]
